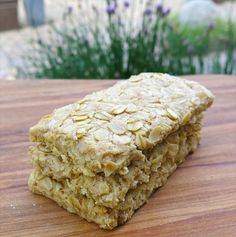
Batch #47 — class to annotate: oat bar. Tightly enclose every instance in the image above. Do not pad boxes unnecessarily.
[28,73,214,229]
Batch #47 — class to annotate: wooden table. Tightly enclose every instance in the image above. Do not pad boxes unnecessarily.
[0,75,236,237]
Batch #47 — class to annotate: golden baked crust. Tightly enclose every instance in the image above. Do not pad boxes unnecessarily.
[28,73,214,229]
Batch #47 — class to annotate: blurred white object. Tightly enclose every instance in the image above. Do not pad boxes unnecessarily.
[179,0,219,27]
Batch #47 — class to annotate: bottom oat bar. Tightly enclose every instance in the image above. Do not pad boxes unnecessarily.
[29,114,202,229]
[28,73,214,229]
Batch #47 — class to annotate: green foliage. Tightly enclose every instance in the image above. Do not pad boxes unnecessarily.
[18,1,236,79]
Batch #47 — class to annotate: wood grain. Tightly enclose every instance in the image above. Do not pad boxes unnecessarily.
[0,75,236,237]
[0,0,18,31]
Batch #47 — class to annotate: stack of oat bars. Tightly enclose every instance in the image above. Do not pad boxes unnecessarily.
[28,73,214,229]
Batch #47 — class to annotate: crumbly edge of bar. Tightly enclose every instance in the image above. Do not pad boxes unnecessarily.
[29,115,202,209]
[28,121,201,229]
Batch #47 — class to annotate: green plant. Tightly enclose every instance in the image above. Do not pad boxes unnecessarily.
[19,0,236,79]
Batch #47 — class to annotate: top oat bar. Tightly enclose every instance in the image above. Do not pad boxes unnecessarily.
[30,73,214,177]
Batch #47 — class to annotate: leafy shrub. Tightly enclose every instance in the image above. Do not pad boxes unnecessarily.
[19,0,236,79]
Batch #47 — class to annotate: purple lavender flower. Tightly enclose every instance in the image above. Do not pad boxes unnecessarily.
[156,2,170,17]
[156,3,163,14]
[208,23,215,31]
[144,7,152,15]
[124,0,130,8]
[106,4,116,15]
[187,44,193,54]
[67,5,73,14]
[162,8,170,17]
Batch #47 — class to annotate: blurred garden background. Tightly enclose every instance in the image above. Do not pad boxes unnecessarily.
[0,0,235,80]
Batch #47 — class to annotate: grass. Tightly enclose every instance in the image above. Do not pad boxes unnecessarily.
[18,0,236,79]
